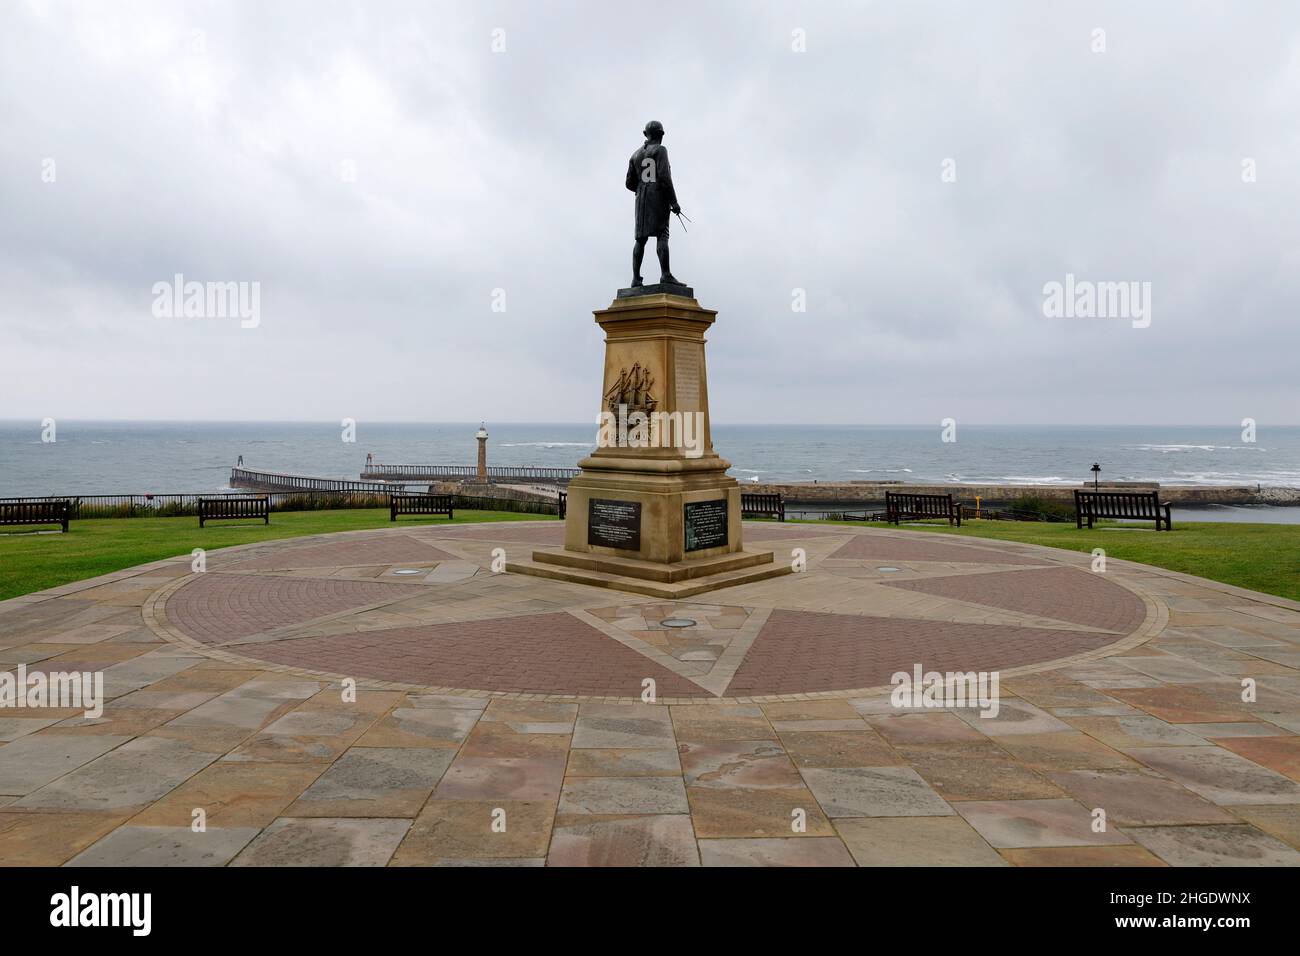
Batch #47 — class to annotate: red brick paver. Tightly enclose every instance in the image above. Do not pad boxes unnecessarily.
[237,612,711,698]
[830,534,1045,565]
[724,609,1121,697]
[882,566,1146,633]
[228,535,460,571]
[422,524,567,545]
[167,573,417,644]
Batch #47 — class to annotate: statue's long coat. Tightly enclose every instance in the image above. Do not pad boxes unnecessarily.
[625,142,678,240]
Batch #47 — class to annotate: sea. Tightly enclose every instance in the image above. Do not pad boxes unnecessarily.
[3,421,1300,523]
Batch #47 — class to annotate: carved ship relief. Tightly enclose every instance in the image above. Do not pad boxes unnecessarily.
[604,362,658,415]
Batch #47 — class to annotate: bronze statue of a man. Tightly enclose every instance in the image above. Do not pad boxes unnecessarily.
[625,120,684,287]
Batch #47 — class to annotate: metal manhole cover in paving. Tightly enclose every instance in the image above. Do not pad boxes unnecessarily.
[661,618,698,628]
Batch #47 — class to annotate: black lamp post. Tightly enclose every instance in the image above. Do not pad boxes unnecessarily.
[1091,462,1101,490]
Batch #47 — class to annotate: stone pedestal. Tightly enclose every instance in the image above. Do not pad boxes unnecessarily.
[509,290,791,598]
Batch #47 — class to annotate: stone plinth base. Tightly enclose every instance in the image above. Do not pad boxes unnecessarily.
[507,289,788,596]
[508,547,790,599]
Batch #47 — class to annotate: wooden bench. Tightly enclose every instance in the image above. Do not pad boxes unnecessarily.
[0,500,70,532]
[390,493,454,522]
[557,491,567,520]
[198,495,269,528]
[886,491,961,527]
[741,492,785,522]
[1074,490,1171,531]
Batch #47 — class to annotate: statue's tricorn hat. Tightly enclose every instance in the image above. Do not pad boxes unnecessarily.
[643,119,664,137]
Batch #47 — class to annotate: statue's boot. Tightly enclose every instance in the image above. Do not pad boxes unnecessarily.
[660,273,685,286]
[631,276,644,287]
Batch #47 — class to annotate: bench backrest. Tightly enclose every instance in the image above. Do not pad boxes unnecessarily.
[391,494,453,513]
[886,492,953,516]
[741,493,783,512]
[0,500,70,523]
[1074,490,1162,518]
[199,496,268,517]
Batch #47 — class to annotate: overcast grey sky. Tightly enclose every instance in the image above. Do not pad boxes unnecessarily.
[2,0,1297,425]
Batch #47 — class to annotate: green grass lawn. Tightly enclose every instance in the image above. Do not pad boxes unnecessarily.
[3,509,1297,605]
[809,518,1300,602]
[0,509,546,601]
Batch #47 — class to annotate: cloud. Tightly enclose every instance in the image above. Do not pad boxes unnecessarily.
[2,0,1298,424]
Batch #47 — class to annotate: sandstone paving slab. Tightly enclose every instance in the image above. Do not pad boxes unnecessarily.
[1181,722,1286,739]
[405,693,489,711]
[67,825,261,866]
[13,735,219,811]
[686,785,835,839]
[1126,745,1300,805]
[1107,685,1256,724]
[564,747,681,777]
[759,699,863,721]
[1044,769,1236,825]
[0,733,132,794]
[678,739,804,789]
[232,817,411,866]
[955,798,1133,848]
[459,721,571,761]
[130,760,327,828]
[548,815,700,866]
[800,766,954,818]
[1213,736,1300,780]
[1115,656,1228,684]
[435,755,566,802]
[37,623,138,645]
[430,857,545,866]
[835,817,1007,866]
[287,747,456,817]
[1259,712,1300,734]
[776,729,903,769]
[0,644,80,666]
[224,707,380,764]
[480,698,577,734]
[572,704,675,748]
[109,688,224,712]
[0,716,61,741]
[390,799,554,862]
[46,707,176,738]
[955,698,1072,737]
[698,836,855,867]
[139,667,269,696]
[167,678,321,731]
[769,719,867,732]
[353,705,479,748]
[999,846,1167,866]
[1223,804,1300,850]
[1064,716,1214,750]
[1001,676,1131,710]
[989,733,1140,772]
[1050,704,1143,717]
[867,712,987,746]
[558,775,689,815]
[283,743,452,816]
[670,705,772,741]
[1127,824,1300,866]
[0,810,132,866]
[897,742,1064,802]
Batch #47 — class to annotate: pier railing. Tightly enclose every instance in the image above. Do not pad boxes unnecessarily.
[360,464,579,483]
[230,467,396,494]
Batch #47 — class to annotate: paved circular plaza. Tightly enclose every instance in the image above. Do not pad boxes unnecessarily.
[4,519,1299,867]
[147,521,1159,701]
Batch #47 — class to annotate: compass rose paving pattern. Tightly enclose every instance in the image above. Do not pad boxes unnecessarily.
[1,521,1299,867]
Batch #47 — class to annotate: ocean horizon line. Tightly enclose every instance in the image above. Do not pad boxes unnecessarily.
[4,419,1298,430]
